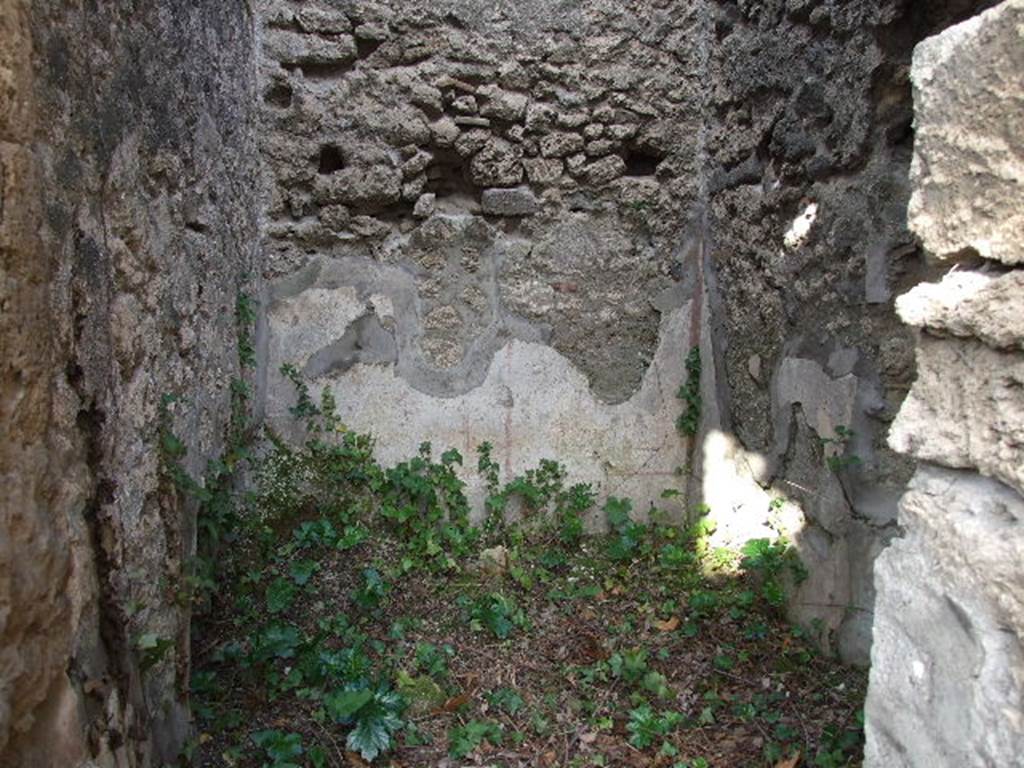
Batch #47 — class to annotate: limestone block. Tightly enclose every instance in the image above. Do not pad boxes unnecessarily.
[401,150,433,179]
[539,131,585,158]
[866,465,1024,767]
[584,139,616,157]
[888,335,1024,495]
[454,129,490,158]
[430,117,460,147]
[478,85,528,122]
[584,155,626,186]
[481,187,539,216]
[315,166,401,207]
[263,29,357,67]
[896,269,1024,350]
[354,22,389,41]
[908,0,1024,264]
[413,193,436,219]
[295,8,351,35]
[451,94,478,115]
[523,158,563,185]
[469,138,523,187]
[525,102,556,131]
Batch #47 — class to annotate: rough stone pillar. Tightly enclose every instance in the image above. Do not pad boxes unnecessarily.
[865,1,1024,764]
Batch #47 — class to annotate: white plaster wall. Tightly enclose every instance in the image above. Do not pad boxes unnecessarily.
[266,287,694,525]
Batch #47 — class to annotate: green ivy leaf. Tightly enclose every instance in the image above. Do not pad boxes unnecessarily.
[252,730,303,762]
[266,577,297,614]
[324,688,373,722]
[345,690,405,761]
[288,559,319,586]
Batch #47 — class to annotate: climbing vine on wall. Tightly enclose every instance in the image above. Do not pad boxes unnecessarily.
[676,347,702,437]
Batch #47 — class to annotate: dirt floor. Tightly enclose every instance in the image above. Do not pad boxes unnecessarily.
[193,513,866,768]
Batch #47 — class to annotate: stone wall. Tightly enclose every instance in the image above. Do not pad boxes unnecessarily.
[254,0,995,666]
[257,0,707,519]
[695,0,995,664]
[865,1,1024,764]
[0,2,259,766]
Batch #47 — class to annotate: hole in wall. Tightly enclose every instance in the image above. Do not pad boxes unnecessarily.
[264,82,293,109]
[356,37,383,59]
[284,61,354,80]
[423,152,477,200]
[317,145,346,175]
[623,148,664,177]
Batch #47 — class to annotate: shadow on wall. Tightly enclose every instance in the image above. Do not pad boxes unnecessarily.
[698,425,885,668]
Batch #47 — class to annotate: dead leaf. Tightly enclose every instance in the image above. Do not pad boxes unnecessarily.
[345,752,369,767]
[654,616,680,632]
[442,692,471,712]
[775,751,801,768]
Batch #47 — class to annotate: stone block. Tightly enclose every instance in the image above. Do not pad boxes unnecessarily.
[523,158,563,185]
[539,131,585,158]
[481,187,539,216]
[469,138,523,187]
[584,155,626,186]
[866,465,1024,767]
[888,335,1024,495]
[263,29,357,67]
[315,166,401,207]
[908,0,1024,264]
[896,269,1024,350]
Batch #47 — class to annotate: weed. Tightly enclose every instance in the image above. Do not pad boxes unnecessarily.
[353,568,387,611]
[488,687,525,715]
[739,537,807,608]
[324,685,406,761]
[448,720,503,759]
[466,592,529,640]
[627,705,682,749]
[822,425,862,473]
[251,729,304,768]
[605,496,646,561]
[676,347,702,437]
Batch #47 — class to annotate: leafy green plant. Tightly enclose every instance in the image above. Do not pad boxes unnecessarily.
[250,623,301,664]
[379,443,477,570]
[739,538,807,608]
[605,496,646,561]
[487,686,525,715]
[468,592,528,640]
[477,451,592,546]
[448,720,504,759]
[288,559,319,586]
[557,482,595,546]
[353,568,387,610]
[136,633,174,673]
[251,729,304,768]
[266,577,297,614]
[822,425,861,473]
[324,685,406,762]
[413,641,452,679]
[676,347,702,437]
[813,718,864,767]
[396,670,445,714]
[626,705,682,749]
[236,292,258,369]
[609,648,649,684]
